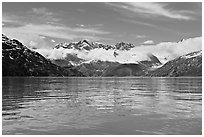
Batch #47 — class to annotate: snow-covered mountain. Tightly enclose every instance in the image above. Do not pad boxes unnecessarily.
[54,40,134,51]
[2,34,202,77]
[2,34,83,76]
[103,50,202,77]
[148,50,202,77]
[37,39,162,67]
[36,36,201,68]
[41,39,161,76]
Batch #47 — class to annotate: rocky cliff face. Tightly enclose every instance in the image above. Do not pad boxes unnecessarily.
[2,34,83,76]
[148,50,202,77]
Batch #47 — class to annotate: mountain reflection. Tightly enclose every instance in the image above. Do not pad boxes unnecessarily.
[2,77,202,134]
[3,77,201,116]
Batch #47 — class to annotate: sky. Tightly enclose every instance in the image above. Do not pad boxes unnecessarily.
[2,2,202,49]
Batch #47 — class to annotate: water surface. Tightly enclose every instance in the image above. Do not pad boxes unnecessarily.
[2,77,202,135]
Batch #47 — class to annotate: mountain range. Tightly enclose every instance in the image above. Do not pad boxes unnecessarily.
[51,40,163,76]
[2,34,84,76]
[2,34,202,77]
[147,50,202,77]
[54,40,135,51]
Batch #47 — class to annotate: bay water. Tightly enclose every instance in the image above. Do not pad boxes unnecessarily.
[2,77,202,135]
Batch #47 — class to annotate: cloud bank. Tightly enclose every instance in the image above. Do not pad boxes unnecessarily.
[143,40,154,44]
[36,36,202,64]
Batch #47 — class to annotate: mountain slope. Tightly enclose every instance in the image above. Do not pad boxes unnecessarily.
[103,63,147,77]
[148,50,202,77]
[101,53,162,77]
[74,60,120,77]
[51,54,85,67]
[51,53,161,77]
[2,34,83,76]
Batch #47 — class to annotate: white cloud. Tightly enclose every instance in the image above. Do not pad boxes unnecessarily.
[134,37,202,63]
[136,35,146,39]
[29,7,62,23]
[2,14,26,25]
[40,35,46,39]
[3,23,109,48]
[107,2,194,20]
[32,7,53,16]
[76,24,85,27]
[6,24,108,38]
[76,24,103,27]
[36,36,202,64]
[3,7,60,26]
[143,40,154,44]
[5,32,49,49]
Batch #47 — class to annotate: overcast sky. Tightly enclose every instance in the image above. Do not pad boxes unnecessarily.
[2,2,202,49]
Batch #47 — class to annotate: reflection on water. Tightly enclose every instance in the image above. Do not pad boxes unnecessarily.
[2,77,202,135]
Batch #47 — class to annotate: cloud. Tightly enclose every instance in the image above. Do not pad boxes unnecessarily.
[40,35,46,39]
[143,40,154,44]
[2,14,26,26]
[76,8,86,13]
[51,39,55,43]
[118,18,157,28]
[76,24,103,28]
[36,36,202,64]
[2,7,108,48]
[133,37,202,63]
[3,7,60,26]
[32,7,53,16]
[136,35,146,39]
[30,7,61,23]
[77,24,85,27]
[107,2,195,20]
[4,32,49,49]
[3,24,109,38]
[3,23,109,48]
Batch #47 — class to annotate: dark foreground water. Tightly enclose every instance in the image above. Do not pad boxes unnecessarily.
[2,77,202,135]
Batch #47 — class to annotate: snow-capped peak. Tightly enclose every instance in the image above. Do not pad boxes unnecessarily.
[54,40,135,51]
[115,41,135,50]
